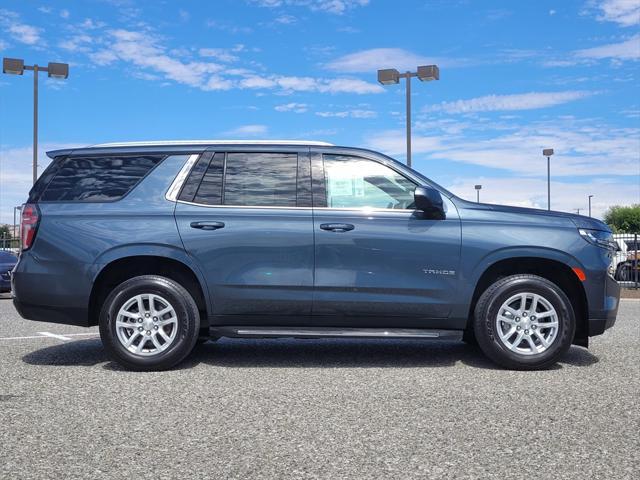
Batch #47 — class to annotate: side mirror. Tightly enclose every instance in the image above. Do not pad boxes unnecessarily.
[414,186,445,218]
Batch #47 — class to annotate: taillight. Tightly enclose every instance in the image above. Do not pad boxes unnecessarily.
[20,203,40,251]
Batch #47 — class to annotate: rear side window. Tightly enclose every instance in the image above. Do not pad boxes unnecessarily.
[40,155,164,202]
[224,152,297,207]
[179,152,299,207]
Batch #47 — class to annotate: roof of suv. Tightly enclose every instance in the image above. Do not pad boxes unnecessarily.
[46,140,334,158]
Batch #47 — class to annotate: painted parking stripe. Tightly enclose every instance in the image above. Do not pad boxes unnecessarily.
[37,331,73,341]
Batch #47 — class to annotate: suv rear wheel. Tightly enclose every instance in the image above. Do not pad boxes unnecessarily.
[473,274,575,370]
[99,275,200,371]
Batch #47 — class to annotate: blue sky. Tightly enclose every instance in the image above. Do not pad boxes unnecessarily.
[0,0,639,223]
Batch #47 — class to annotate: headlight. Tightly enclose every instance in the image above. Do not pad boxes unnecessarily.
[578,229,618,251]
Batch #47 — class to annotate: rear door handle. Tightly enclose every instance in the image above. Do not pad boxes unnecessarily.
[320,223,355,232]
[190,221,225,230]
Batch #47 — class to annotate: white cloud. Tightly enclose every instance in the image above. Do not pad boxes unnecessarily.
[274,14,298,24]
[60,9,70,19]
[59,34,93,53]
[365,118,640,178]
[591,0,640,26]
[275,102,308,112]
[224,125,269,136]
[549,9,556,15]
[179,9,190,21]
[90,29,228,90]
[239,74,383,94]
[427,91,594,114]
[84,29,381,94]
[316,109,376,118]
[575,34,640,60]
[247,0,369,14]
[325,48,454,73]
[199,48,240,62]
[7,23,42,45]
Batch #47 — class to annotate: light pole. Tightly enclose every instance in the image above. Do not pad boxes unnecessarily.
[474,184,482,203]
[378,65,439,168]
[3,58,69,184]
[588,195,593,217]
[543,148,554,210]
[575,208,581,215]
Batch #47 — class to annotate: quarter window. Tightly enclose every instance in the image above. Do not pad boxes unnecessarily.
[192,153,224,205]
[323,155,416,209]
[40,155,165,202]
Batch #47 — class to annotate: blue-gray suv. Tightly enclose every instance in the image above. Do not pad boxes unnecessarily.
[12,141,620,371]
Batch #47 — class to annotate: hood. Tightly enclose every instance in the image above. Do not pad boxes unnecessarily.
[453,197,611,232]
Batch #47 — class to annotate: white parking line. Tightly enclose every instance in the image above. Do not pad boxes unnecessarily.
[37,331,73,341]
[0,332,99,341]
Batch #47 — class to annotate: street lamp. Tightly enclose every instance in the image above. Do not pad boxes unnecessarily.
[3,57,69,184]
[377,65,439,168]
[543,148,554,211]
[474,184,482,203]
[588,195,594,217]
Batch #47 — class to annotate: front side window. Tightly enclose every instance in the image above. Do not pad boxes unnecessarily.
[40,155,164,202]
[223,152,298,207]
[323,155,416,209]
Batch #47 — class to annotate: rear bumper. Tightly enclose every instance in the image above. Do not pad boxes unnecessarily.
[11,255,91,327]
[12,296,90,327]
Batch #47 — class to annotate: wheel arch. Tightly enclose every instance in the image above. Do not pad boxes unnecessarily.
[89,252,210,328]
[465,255,589,344]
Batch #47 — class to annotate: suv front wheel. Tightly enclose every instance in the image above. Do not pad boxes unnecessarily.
[473,274,575,370]
[99,275,200,371]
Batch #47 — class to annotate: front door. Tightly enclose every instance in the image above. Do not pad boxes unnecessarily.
[175,149,314,323]
[311,152,461,327]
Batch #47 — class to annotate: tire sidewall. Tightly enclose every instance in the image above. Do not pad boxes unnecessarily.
[476,276,575,368]
[99,276,199,370]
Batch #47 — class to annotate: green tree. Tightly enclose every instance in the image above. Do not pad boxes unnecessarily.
[0,224,11,239]
[603,204,640,233]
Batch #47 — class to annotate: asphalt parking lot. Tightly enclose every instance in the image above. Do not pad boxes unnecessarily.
[0,295,638,480]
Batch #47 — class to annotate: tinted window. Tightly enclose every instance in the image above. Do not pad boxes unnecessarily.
[223,153,297,207]
[178,152,212,202]
[323,155,416,209]
[40,155,164,202]
[192,153,224,205]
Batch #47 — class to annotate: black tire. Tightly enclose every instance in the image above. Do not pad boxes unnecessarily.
[473,274,575,370]
[99,275,200,371]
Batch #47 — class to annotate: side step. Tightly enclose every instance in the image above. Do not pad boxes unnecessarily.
[210,326,463,341]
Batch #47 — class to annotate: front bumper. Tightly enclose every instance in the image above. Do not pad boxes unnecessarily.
[587,273,620,336]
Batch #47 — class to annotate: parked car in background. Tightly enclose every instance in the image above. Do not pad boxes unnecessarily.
[11,141,620,371]
[613,238,639,282]
[0,250,17,293]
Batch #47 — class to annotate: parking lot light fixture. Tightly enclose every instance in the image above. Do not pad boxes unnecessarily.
[475,184,482,203]
[2,58,69,184]
[543,148,554,211]
[377,64,440,168]
[3,57,24,75]
[588,195,594,217]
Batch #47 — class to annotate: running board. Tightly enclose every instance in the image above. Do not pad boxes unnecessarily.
[210,326,463,341]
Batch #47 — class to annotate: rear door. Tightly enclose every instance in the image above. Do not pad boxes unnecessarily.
[174,147,314,324]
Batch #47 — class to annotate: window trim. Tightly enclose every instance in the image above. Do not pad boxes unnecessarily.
[39,153,169,204]
[314,153,418,211]
[173,150,309,209]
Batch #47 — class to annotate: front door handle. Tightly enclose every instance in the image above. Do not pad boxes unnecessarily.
[190,221,225,230]
[320,223,355,232]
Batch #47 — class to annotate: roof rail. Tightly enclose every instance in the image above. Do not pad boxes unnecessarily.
[90,140,334,147]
